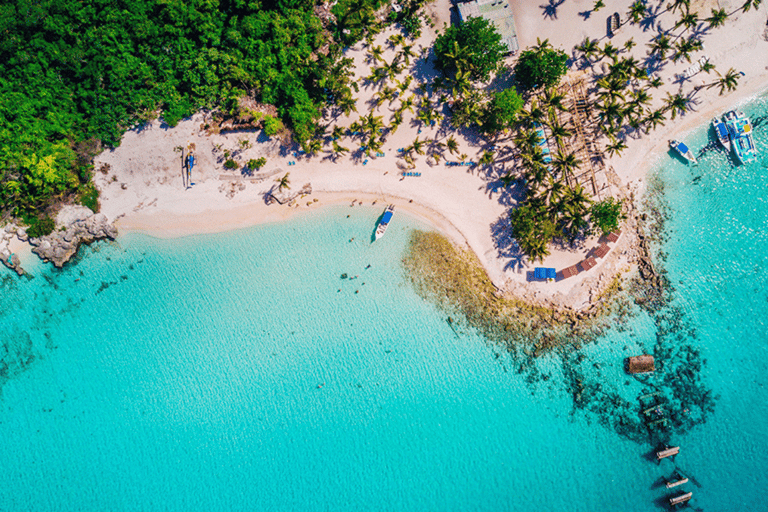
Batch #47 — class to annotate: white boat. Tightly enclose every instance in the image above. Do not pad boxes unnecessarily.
[723,110,757,164]
[669,140,697,164]
[712,118,731,152]
[375,205,395,240]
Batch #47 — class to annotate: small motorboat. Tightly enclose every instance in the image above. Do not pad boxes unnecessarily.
[669,139,697,164]
[712,118,731,152]
[374,205,395,240]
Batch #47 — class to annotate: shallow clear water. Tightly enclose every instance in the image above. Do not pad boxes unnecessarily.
[1,93,768,511]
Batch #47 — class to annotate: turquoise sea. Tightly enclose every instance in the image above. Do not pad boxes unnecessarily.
[2,93,767,511]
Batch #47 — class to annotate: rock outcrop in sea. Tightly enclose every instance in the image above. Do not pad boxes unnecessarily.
[27,206,118,268]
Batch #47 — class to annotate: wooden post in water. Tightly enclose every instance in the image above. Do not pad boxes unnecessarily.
[669,492,692,506]
[657,446,680,460]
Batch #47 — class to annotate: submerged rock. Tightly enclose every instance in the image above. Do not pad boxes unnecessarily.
[28,206,118,268]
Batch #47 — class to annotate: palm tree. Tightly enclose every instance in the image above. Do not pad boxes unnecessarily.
[738,0,762,14]
[277,172,291,191]
[306,138,323,156]
[388,33,405,49]
[647,34,673,60]
[601,43,619,61]
[519,100,547,128]
[553,150,582,183]
[673,38,698,63]
[596,78,625,103]
[623,38,637,52]
[549,123,572,149]
[383,58,403,80]
[663,92,690,119]
[705,8,728,28]
[700,61,716,74]
[479,151,495,166]
[604,138,628,157]
[697,67,740,95]
[667,0,690,15]
[542,88,567,115]
[451,68,473,99]
[332,140,350,157]
[446,136,459,155]
[444,41,473,74]
[399,95,416,114]
[675,11,699,35]
[499,173,515,188]
[331,125,345,140]
[629,89,652,109]
[514,129,542,154]
[559,184,592,236]
[642,108,667,132]
[647,76,664,89]
[575,37,600,64]
[368,45,384,64]
[410,136,426,156]
[628,1,646,24]
[374,87,397,108]
[360,112,385,137]
[715,68,740,95]
[337,93,357,116]
[542,176,566,209]
[399,45,415,66]
[395,76,413,94]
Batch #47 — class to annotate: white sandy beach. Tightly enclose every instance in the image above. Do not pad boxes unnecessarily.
[87,0,768,310]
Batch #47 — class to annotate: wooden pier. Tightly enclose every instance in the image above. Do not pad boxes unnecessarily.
[656,446,680,460]
[669,492,692,506]
[666,477,689,489]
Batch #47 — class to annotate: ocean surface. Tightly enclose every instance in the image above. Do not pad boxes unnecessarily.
[2,93,767,511]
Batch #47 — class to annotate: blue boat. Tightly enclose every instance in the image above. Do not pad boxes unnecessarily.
[723,110,757,164]
[712,117,731,152]
[375,205,395,240]
[669,139,697,164]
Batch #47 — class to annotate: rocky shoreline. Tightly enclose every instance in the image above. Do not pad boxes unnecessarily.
[1,206,118,274]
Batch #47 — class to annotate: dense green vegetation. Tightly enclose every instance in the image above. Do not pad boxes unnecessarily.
[513,39,568,91]
[433,17,506,82]
[0,0,381,220]
[591,198,626,235]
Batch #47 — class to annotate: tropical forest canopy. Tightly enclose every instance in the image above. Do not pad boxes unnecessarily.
[0,0,382,222]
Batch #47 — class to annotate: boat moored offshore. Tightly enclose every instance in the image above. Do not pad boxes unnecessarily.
[712,117,731,152]
[669,139,697,164]
[375,205,395,240]
[723,110,757,164]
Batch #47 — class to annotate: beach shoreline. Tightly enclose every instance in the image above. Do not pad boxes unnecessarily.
[6,1,768,311]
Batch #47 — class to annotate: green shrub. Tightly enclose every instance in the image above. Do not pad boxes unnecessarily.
[263,116,284,136]
[590,198,626,235]
[26,216,56,238]
[78,183,100,212]
[514,39,568,90]
[247,157,267,170]
[224,159,239,169]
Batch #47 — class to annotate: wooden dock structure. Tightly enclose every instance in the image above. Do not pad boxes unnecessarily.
[669,492,692,506]
[657,446,680,460]
[666,476,689,489]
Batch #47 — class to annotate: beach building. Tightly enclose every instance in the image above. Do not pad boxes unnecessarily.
[626,355,655,374]
[457,0,519,54]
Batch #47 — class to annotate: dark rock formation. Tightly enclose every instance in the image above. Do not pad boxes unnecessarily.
[28,206,118,268]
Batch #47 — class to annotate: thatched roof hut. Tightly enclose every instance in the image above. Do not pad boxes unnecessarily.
[626,355,655,374]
